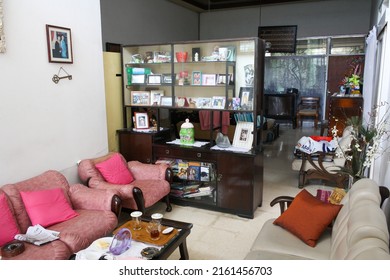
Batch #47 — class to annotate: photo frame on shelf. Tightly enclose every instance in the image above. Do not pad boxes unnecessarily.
[131,91,150,106]
[147,74,162,85]
[228,97,241,110]
[212,96,226,109]
[134,112,149,129]
[46,24,73,63]
[162,74,172,84]
[202,74,217,86]
[232,122,254,150]
[160,96,173,106]
[153,51,171,63]
[217,74,232,85]
[131,74,146,84]
[196,97,212,108]
[150,90,164,106]
[239,87,254,110]
[192,71,202,85]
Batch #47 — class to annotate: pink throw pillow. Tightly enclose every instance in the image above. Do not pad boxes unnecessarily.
[0,193,21,246]
[95,153,134,184]
[20,188,79,227]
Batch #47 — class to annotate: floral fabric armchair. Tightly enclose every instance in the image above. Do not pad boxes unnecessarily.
[78,152,172,214]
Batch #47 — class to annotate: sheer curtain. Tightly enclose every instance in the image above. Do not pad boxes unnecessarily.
[362,26,377,119]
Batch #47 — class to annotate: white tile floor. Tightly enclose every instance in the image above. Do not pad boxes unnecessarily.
[121,123,335,259]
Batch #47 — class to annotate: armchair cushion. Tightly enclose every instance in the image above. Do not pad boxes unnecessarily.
[0,193,21,246]
[274,189,342,247]
[95,153,134,184]
[20,188,79,227]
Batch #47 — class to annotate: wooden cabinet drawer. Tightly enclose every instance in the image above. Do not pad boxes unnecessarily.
[153,145,216,162]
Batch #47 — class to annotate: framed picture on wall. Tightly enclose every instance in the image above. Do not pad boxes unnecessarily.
[46,25,73,63]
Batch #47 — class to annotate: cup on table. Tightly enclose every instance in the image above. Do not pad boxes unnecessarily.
[130,211,142,231]
[149,213,163,240]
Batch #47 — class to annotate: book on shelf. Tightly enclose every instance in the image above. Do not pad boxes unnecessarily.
[200,162,210,182]
[187,161,201,181]
[177,160,189,180]
[183,186,214,198]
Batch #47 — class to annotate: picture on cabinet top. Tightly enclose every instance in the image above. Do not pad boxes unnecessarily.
[46,25,73,63]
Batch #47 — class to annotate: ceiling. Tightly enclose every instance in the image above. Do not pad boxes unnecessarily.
[169,0,324,12]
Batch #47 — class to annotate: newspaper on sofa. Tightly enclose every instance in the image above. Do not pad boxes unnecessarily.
[14,224,60,246]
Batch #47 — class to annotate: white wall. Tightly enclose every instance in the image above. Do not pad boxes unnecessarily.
[0,0,107,185]
[199,0,371,39]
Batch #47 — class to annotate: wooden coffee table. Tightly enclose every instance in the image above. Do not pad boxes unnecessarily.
[114,216,193,260]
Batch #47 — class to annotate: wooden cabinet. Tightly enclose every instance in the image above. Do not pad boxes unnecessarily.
[118,129,170,163]
[118,38,265,218]
[327,96,363,136]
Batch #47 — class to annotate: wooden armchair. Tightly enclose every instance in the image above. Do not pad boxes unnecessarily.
[291,127,353,188]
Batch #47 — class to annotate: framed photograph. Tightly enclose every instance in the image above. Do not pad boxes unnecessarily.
[239,87,254,110]
[202,74,217,86]
[160,96,173,106]
[196,97,212,108]
[131,91,150,105]
[147,74,162,85]
[162,74,173,84]
[131,74,146,84]
[217,74,233,85]
[228,97,241,110]
[192,71,202,85]
[134,112,149,129]
[46,25,73,63]
[232,122,254,150]
[150,90,164,106]
[212,96,226,109]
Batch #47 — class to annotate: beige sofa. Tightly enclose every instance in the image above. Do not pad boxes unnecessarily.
[245,178,390,260]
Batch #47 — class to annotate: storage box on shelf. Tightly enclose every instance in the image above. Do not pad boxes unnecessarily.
[118,38,265,218]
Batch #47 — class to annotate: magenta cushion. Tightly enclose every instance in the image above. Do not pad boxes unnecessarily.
[95,153,134,184]
[20,188,79,227]
[0,193,21,246]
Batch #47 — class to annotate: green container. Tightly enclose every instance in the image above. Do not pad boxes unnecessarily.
[180,119,194,145]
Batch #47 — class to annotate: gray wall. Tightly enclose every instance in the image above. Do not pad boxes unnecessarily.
[100,0,199,48]
[100,0,372,45]
[199,0,371,40]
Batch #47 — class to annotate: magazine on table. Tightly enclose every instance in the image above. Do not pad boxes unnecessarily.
[14,224,60,246]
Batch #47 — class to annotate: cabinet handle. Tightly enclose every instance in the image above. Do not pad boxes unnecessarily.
[196,153,201,158]
[165,149,170,155]
[217,174,223,181]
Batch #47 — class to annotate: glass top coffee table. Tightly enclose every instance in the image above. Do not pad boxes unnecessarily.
[75,217,192,260]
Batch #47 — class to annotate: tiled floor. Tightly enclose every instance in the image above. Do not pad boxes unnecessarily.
[120,123,334,259]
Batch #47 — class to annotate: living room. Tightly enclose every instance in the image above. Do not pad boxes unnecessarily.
[1,0,390,274]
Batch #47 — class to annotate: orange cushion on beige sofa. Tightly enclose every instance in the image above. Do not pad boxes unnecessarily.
[273,189,342,247]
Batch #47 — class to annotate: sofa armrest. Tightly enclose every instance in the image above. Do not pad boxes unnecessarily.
[69,184,122,217]
[270,196,294,214]
[127,161,169,181]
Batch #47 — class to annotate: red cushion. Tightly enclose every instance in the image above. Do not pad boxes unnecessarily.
[20,188,79,227]
[273,189,343,247]
[0,193,21,246]
[95,153,134,184]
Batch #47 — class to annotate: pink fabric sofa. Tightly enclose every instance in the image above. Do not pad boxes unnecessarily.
[0,170,121,260]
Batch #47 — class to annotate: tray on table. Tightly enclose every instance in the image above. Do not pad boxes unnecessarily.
[113,221,179,247]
